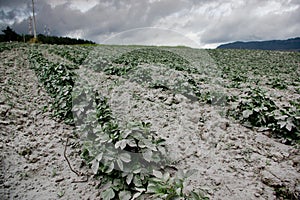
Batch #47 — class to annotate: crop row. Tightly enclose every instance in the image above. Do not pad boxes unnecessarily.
[0,42,24,52]
[48,45,92,65]
[104,47,299,144]
[208,49,300,89]
[40,44,300,144]
[24,43,300,199]
[28,48,76,124]
[228,87,299,143]
[28,45,207,200]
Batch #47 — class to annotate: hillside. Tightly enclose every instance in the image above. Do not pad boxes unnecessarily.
[0,26,95,45]
[1,43,299,199]
[217,37,300,51]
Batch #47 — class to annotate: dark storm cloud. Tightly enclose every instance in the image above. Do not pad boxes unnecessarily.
[36,3,86,35]
[0,0,29,7]
[0,0,299,48]
[0,9,16,21]
[0,0,31,26]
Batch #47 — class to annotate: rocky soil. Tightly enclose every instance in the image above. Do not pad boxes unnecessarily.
[0,46,299,200]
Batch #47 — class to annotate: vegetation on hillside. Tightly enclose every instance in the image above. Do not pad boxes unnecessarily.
[0,26,95,45]
[2,42,297,199]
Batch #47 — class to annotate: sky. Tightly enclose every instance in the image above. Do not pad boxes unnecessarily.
[0,0,299,48]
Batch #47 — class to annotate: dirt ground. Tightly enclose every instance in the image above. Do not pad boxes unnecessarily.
[1,46,299,200]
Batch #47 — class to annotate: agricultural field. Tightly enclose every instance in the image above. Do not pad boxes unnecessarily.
[0,42,299,199]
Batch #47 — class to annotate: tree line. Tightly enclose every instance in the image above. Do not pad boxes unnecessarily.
[0,26,95,45]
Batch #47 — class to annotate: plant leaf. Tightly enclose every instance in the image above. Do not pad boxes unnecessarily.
[145,140,157,151]
[277,121,286,129]
[106,162,114,173]
[132,192,142,200]
[163,171,170,182]
[120,153,131,163]
[119,191,131,200]
[115,140,121,149]
[254,108,260,112]
[258,127,269,132]
[115,140,127,150]
[95,152,103,161]
[286,121,294,131]
[117,158,124,171]
[91,159,99,175]
[147,182,158,193]
[143,149,153,162]
[126,173,134,185]
[153,169,163,179]
[133,175,143,187]
[157,146,166,155]
[101,188,115,200]
[275,115,288,120]
[133,167,141,174]
[135,187,146,192]
[138,141,146,148]
[120,140,127,149]
[127,138,137,147]
[190,191,202,200]
[176,187,182,196]
[242,110,253,118]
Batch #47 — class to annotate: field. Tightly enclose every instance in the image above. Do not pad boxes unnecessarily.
[0,42,299,199]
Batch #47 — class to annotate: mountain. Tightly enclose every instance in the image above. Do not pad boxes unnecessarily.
[217,37,300,51]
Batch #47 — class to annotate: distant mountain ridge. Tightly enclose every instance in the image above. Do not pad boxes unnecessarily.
[217,37,300,51]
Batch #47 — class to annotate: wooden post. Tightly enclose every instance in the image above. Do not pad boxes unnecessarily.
[32,0,37,39]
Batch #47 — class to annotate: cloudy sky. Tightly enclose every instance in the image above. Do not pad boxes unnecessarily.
[0,0,299,48]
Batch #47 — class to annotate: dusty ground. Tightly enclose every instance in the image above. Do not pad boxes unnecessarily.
[0,47,100,200]
[0,45,300,200]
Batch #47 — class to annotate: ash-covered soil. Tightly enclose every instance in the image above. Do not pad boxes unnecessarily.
[0,45,299,200]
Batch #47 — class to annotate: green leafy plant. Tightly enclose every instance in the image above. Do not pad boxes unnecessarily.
[51,168,57,177]
[57,190,65,198]
[229,88,300,143]
[267,78,287,90]
[76,89,166,199]
[28,49,76,124]
[147,169,208,200]
[72,85,205,199]
[92,47,196,76]
[274,186,297,199]
[48,45,91,65]
[0,42,22,52]
[198,90,230,106]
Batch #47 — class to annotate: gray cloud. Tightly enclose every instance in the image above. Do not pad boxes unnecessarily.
[101,27,201,48]
[200,0,300,43]
[0,0,29,7]
[0,0,299,48]
[0,0,31,25]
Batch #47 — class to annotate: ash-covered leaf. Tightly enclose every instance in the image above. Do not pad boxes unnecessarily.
[101,188,115,200]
